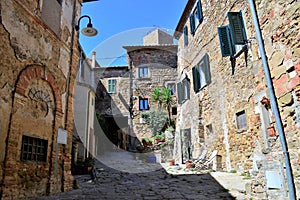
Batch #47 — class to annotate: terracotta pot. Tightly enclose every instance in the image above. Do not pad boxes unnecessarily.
[185,160,194,168]
[168,159,175,166]
[267,126,277,137]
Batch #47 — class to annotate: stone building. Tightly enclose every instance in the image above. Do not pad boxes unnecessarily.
[123,29,178,150]
[0,0,91,199]
[174,0,299,199]
[94,64,130,151]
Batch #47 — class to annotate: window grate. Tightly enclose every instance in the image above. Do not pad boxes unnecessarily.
[21,135,48,162]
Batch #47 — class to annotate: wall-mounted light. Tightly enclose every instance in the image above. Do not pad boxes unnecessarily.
[75,15,98,36]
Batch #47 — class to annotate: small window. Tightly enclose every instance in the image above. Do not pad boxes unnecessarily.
[177,77,190,104]
[172,107,177,115]
[190,0,203,35]
[206,124,213,135]
[192,54,211,93]
[138,67,149,78]
[183,26,188,47]
[236,110,247,130]
[139,98,149,111]
[167,83,176,95]
[41,0,62,35]
[108,79,117,93]
[21,135,48,162]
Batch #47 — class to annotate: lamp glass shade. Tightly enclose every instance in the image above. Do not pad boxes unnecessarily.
[81,27,98,36]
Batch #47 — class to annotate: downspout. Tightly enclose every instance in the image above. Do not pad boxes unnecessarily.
[248,1,296,199]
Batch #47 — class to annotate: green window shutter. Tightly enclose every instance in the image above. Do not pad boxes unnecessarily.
[190,14,195,35]
[112,79,116,93]
[187,79,190,100]
[184,26,188,47]
[177,82,183,104]
[218,26,235,57]
[228,11,247,45]
[108,79,112,93]
[203,54,211,85]
[197,0,203,24]
[192,66,200,93]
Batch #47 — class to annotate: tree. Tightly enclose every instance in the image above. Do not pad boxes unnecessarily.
[142,110,169,136]
[152,87,162,109]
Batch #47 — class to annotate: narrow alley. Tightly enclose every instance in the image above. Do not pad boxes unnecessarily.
[31,151,251,200]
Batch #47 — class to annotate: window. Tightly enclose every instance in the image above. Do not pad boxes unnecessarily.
[236,110,247,130]
[190,0,203,35]
[138,67,149,78]
[183,26,188,47]
[139,98,149,110]
[177,77,190,104]
[41,0,62,35]
[167,82,176,95]
[108,79,117,93]
[21,135,48,162]
[218,11,247,57]
[172,107,177,115]
[192,54,211,93]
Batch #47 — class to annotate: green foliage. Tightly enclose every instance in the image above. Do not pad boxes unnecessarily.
[229,169,237,173]
[152,87,162,108]
[154,133,165,139]
[142,110,168,136]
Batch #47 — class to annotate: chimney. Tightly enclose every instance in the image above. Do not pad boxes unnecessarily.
[92,51,96,68]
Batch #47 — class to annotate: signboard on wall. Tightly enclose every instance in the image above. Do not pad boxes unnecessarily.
[57,128,67,144]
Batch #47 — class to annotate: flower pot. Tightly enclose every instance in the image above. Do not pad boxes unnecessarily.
[168,159,175,166]
[185,160,194,168]
[267,126,277,137]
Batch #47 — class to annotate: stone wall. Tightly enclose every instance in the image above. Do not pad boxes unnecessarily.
[0,0,82,199]
[175,0,299,199]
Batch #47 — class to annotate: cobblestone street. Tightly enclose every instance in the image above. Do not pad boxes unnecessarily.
[30,151,251,200]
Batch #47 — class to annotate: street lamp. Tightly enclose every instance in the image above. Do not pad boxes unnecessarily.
[75,15,98,36]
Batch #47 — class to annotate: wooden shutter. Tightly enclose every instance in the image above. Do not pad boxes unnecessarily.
[184,26,188,47]
[203,54,211,85]
[197,0,203,24]
[228,11,247,45]
[192,66,200,93]
[186,79,190,100]
[218,26,235,57]
[190,14,195,35]
[139,99,144,110]
[177,82,183,104]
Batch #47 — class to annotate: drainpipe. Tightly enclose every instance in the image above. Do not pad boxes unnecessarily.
[248,1,296,199]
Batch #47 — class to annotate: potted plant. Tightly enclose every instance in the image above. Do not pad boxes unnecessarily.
[267,126,277,137]
[154,134,165,144]
[168,159,175,166]
[185,160,194,168]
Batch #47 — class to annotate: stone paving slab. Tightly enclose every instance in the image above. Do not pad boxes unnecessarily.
[29,152,252,200]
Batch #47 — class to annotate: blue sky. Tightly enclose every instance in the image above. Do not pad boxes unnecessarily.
[79,0,187,66]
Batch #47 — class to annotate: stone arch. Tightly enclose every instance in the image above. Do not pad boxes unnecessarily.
[15,64,64,114]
